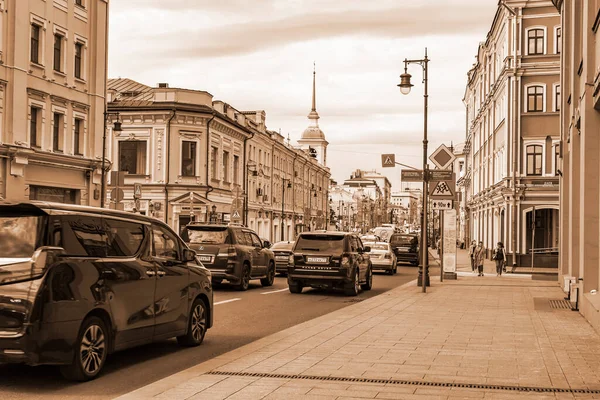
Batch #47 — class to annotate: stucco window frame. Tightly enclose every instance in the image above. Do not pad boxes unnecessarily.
[52,25,68,75]
[554,26,561,54]
[179,138,199,178]
[50,104,67,153]
[552,83,561,112]
[116,138,149,176]
[72,111,87,157]
[73,34,87,82]
[28,98,45,149]
[29,15,46,68]
[525,26,547,56]
[524,83,546,113]
[523,141,545,176]
[552,140,560,176]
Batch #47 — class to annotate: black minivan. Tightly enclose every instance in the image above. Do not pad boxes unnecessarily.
[0,202,213,381]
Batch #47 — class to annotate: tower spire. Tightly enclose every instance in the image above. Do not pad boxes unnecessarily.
[308,62,320,124]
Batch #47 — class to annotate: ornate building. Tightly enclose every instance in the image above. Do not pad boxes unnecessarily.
[297,66,328,167]
[0,0,108,205]
[463,0,560,266]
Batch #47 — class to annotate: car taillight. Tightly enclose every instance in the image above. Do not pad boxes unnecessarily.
[218,247,236,259]
[341,255,350,266]
[288,254,294,265]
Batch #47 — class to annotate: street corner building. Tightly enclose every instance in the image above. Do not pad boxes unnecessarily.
[0,0,108,205]
[462,0,560,267]
[104,74,330,241]
[553,0,600,334]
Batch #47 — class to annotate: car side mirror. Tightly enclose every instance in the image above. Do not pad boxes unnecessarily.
[183,248,197,262]
[263,240,271,249]
[363,246,371,253]
[31,246,65,270]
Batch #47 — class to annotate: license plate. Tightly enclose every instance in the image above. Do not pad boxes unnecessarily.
[398,247,409,252]
[276,255,288,261]
[307,257,328,263]
[198,255,213,263]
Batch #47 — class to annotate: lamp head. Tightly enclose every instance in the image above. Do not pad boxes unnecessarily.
[211,205,217,212]
[398,72,413,95]
[113,120,123,132]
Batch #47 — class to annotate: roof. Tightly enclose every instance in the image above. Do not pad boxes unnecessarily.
[301,126,326,140]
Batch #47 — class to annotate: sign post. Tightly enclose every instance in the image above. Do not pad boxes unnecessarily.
[381,154,396,168]
[231,186,243,224]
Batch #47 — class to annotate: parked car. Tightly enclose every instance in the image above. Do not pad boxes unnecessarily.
[360,234,380,243]
[270,241,295,275]
[0,202,213,381]
[389,233,420,266]
[181,224,275,290]
[365,241,397,274]
[288,232,373,296]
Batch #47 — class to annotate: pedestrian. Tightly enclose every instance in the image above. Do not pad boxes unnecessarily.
[474,241,485,276]
[492,242,506,276]
[468,240,477,272]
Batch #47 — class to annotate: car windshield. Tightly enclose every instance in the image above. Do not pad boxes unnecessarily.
[295,235,345,253]
[0,216,44,259]
[369,244,389,251]
[391,235,418,246]
[184,227,229,244]
[271,242,294,251]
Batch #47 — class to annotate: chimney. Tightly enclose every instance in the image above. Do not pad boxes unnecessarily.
[158,83,169,88]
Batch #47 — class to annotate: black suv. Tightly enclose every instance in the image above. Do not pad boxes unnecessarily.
[0,202,213,381]
[181,224,275,290]
[390,233,420,266]
[288,232,373,296]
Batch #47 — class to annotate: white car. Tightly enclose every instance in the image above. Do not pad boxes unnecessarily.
[365,242,397,275]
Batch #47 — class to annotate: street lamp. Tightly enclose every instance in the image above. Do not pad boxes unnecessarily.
[398,48,430,292]
[308,185,318,231]
[101,112,122,208]
[281,178,292,241]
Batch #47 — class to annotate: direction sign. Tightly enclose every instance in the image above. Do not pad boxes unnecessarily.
[429,170,454,181]
[381,154,396,168]
[401,169,424,182]
[429,144,456,170]
[110,188,124,202]
[431,199,453,210]
[429,179,455,200]
[133,183,142,199]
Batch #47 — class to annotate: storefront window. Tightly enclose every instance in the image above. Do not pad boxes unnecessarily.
[30,186,77,204]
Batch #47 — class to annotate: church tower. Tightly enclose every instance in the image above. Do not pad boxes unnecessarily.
[297,64,328,166]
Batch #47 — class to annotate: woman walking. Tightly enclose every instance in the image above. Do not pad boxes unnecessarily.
[474,241,485,276]
[492,242,506,276]
[468,240,477,272]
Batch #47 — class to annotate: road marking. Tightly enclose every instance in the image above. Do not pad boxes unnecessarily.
[261,288,289,295]
[214,298,242,305]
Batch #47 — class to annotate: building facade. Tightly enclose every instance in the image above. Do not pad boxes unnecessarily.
[552,0,600,333]
[463,0,561,265]
[390,191,419,228]
[106,78,330,242]
[0,0,108,205]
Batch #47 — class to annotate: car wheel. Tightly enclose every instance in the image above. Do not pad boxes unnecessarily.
[344,268,360,296]
[260,262,275,287]
[288,279,303,294]
[393,262,398,274]
[60,316,108,381]
[177,298,208,347]
[361,265,373,291]
[236,264,251,291]
[412,261,419,267]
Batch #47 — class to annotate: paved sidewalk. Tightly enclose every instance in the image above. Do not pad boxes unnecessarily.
[115,251,600,400]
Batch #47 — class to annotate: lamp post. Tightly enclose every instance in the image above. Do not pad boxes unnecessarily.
[398,48,430,292]
[281,178,292,241]
[308,185,317,231]
[244,160,257,226]
[101,112,122,208]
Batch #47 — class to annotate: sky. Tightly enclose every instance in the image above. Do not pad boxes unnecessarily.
[108,0,499,189]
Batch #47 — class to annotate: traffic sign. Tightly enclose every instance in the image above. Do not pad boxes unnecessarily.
[381,154,396,168]
[429,144,456,170]
[429,170,454,181]
[429,179,455,200]
[401,169,424,182]
[110,188,124,202]
[133,183,142,199]
[431,200,453,210]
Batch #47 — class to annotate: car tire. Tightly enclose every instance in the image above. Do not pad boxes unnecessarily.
[236,264,251,291]
[177,298,208,347]
[344,268,360,296]
[60,316,108,382]
[361,265,373,291]
[288,280,303,294]
[393,262,398,274]
[260,262,275,287]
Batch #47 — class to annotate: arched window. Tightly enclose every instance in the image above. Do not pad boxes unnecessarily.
[527,85,544,112]
[528,29,545,55]
[526,145,543,176]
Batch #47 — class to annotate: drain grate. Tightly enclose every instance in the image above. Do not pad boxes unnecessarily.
[344,298,364,303]
[207,371,600,394]
[549,299,572,309]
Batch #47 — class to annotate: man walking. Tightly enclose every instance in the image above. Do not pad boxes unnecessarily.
[468,240,477,272]
[474,241,485,276]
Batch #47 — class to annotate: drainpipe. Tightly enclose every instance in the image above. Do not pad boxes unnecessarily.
[271,141,275,242]
[164,110,176,223]
[511,7,519,267]
[243,130,256,226]
[205,113,216,216]
[292,153,298,239]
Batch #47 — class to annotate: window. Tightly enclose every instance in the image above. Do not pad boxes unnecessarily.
[527,29,544,55]
[74,118,83,155]
[56,216,106,257]
[526,145,543,176]
[181,141,196,176]
[151,225,180,260]
[210,146,218,180]
[30,106,40,147]
[75,0,84,7]
[74,42,83,79]
[53,113,63,151]
[119,140,147,175]
[223,150,230,182]
[53,33,63,72]
[556,27,562,54]
[555,85,561,112]
[31,25,40,64]
[233,155,240,185]
[105,219,145,257]
[527,85,544,112]
[554,144,560,176]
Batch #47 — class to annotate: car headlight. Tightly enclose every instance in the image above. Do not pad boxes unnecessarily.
[288,254,294,265]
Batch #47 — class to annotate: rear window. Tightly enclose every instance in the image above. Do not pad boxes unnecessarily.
[390,235,418,246]
[295,235,345,253]
[271,242,294,251]
[183,226,230,244]
[0,216,45,258]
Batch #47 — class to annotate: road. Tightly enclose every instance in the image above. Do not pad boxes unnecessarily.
[0,265,433,399]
